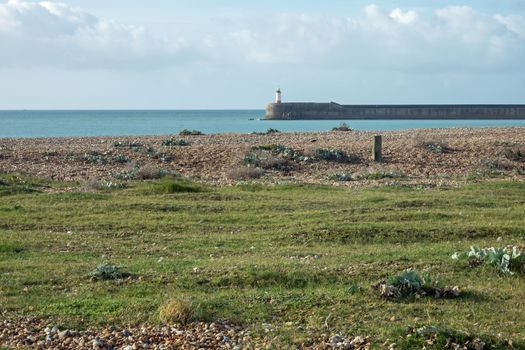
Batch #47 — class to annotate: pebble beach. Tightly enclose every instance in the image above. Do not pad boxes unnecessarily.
[1,127,524,188]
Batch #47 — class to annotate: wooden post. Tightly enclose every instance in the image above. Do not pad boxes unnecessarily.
[373,135,382,162]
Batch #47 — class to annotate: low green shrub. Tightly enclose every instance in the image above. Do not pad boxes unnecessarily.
[83,151,107,164]
[251,128,281,135]
[502,146,525,162]
[452,246,525,274]
[179,129,204,136]
[245,145,308,170]
[113,154,130,163]
[159,298,197,324]
[227,167,265,180]
[114,165,176,180]
[400,325,517,350]
[363,171,404,180]
[161,138,191,147]
[379,269,460,299]
[113,141,144,149]
[314,148,356,163]
[243,151,290,170]
[327,173,353,182]
[252,144,310,162]
[89,262,131,281]
[416,140,452,153]
[149,178,205,194]
[480,157,514,172]
[332,122,353,132]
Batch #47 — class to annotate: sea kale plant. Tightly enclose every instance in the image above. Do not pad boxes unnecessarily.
[161,138,191,147]
[416,140,452,154]
[89,262,131,281]
[179,129,204,136]
[314,148,357,163]
[327,173,353,182]
[332,122,353,132]
[243,144,311,171]
[452,246,525,274]
[379,269,460,299]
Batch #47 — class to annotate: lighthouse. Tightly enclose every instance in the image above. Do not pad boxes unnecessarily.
[275,88,282,104]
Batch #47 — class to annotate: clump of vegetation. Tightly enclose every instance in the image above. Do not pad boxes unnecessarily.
[452,246,525,274]
[253,144,310,163]
[148,178,205,194]
[313,148,356,163]
[401,325,515,350]
[244,144,309,171]
[179,129,204,136]
[327,173,353,182]
[83,151,107,164]
[378,269,460,299]
[113,141,144,150]
[89,262,131,281]
[362,171,404,180]
[243,151,290,171]
[0,174,46,196]
[161,138,191,147]
[502,146,525,162]
[84,152,130,164]
[251,128,281,135]
[158,298,197,324]
[228,166,265,180]
[113,154,130,163]
[114,165,176,180]
[135,145,169,161]
[416,140,452,154]
[332,122,353,132]
[85,179,127,191]
[480,157,514,173]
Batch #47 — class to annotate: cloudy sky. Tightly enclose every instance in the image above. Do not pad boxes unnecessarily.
[0,0,524,109]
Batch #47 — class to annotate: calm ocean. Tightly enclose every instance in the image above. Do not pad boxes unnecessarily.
[1,110,525,138]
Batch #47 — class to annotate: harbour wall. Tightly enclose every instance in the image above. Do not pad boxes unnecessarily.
[265,102,525,120]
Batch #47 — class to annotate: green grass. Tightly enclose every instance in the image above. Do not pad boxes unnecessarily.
[1,177,525,348]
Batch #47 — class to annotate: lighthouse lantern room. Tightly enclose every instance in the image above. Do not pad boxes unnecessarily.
[275,88,282,104]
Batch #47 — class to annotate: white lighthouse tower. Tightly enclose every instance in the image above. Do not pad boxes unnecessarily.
[275,88,282,104]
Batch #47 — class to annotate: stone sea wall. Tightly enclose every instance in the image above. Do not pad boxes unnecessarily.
[265,102,525,120]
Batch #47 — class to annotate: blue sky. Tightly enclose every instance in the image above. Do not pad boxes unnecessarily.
[0,0,524,109]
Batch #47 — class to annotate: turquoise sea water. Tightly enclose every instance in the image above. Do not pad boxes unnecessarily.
[1,110,525,138]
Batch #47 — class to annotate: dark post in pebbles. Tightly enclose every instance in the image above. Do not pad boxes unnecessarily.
[373,135,382,162]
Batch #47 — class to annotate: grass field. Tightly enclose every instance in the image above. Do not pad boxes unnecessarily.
[1,174,524,348]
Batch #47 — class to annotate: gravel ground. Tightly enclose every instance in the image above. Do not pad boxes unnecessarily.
[0,127,524,187]
[0,317,370,349]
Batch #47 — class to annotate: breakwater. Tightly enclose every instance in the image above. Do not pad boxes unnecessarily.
[265,102,525,120]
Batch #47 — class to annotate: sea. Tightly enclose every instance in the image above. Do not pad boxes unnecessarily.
[1,110,525,138]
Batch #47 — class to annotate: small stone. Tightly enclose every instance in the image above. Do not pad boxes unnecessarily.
[331,335,344,344]
[58,330,70,339]
[92,338,104,350]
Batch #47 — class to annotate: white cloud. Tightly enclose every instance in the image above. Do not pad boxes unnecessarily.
[0,1,524,73]
[225,5,525,72]
[390,8,418,25]
[0,0,191,68]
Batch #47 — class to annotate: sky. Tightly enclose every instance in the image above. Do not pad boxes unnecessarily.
[0,0,524,109]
